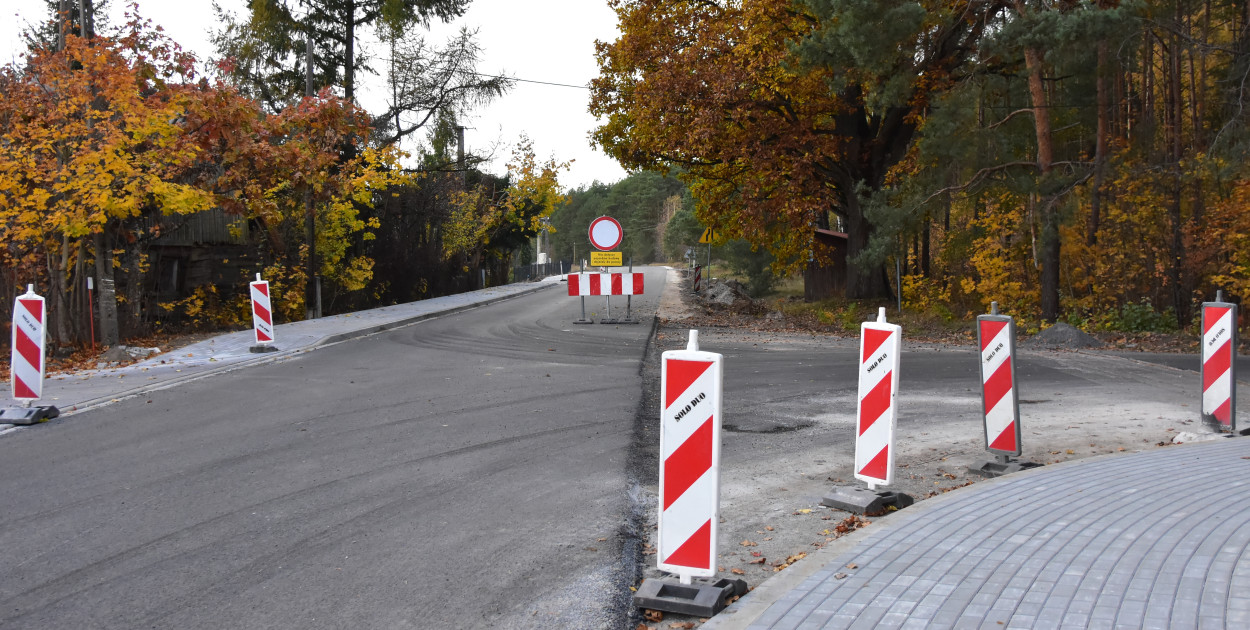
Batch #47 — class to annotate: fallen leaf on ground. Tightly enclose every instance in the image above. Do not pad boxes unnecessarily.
[643,609,663,622]
[740,540,757,547]
[731,568,745,575]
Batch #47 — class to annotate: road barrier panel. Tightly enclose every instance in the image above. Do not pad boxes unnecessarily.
[249,274,278,353]
[1202,291,1239,433]
[565,272,645,296]
[968,302,1041,478]
[692,265,702,293]
[1,285,59,425]
[822,308,913,515]
[634,330,745,617]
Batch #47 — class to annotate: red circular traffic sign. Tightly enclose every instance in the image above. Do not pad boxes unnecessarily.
[589,216,623,251]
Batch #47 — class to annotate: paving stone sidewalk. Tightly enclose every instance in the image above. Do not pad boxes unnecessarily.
[2,277,561,426]
[706,437,1250,630]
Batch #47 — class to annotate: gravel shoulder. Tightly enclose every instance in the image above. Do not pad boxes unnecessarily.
[628,271,1240,629]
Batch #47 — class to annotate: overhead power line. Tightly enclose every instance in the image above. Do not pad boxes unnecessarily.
[472,72,590,90]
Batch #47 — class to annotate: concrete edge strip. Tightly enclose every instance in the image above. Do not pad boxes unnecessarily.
[26,283,558,420]
[699,437,1242,629]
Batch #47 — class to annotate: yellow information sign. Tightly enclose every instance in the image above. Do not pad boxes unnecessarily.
[699,228,717,244]
[590,251,623,267]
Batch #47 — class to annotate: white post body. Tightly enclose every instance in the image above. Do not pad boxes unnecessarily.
[1201,301,1238,431]
[10,286,47,402]
[657,330,723,580]
[249,274,275,345]
[977,313,1022,455]
[855,310,902,487]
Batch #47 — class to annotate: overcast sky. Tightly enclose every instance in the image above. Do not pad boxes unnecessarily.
[0,0,628,189]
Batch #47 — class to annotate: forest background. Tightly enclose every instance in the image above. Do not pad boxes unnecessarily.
[3,0,1250,358]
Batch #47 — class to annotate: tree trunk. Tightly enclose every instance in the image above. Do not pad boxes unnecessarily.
[1088,39,1109,246]
[843,196,891,300]
[94,230,119,347]
[344,1,356,103]
[1023,44,1060,321]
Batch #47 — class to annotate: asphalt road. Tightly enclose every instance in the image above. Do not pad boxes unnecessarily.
[0,267,667,629]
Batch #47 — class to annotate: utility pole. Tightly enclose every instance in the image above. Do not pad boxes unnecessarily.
[304,33,319,319]
[456,125,466,189]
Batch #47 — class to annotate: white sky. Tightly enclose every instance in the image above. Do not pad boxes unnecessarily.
[0,0,627,189]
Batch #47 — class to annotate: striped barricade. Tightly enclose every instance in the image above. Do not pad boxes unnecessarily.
[249,274,276,351]
[978,311,1021,454]
[855,308,901,488]
[1202,299,1238,431]
[566,272,645,296]
[1,285,58,425]
[658,330,723,581]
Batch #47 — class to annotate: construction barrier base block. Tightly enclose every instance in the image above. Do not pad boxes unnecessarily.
[820,485,914,516]
[967,457,1042,478]
[572,318,594,325]
[615,317,641,325]
[0,405,60,426]
[249,344,279,354]
[633,577,748,617]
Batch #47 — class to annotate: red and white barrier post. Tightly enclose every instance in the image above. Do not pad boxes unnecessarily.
[692,265,702,293]
[1202,292,1238,432]
[968,302,1040,477]
[855,307,901,489]
[822,308,913,514]
[249,274,278,353]
[658,330,722,583]
[2,285,59,425]
[635,330,742,616]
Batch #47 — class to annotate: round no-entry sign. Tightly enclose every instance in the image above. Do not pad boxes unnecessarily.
[589,216,623,251]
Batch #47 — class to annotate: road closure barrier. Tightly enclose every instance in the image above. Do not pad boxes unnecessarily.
[10,285,46,401]
[566,272,644,296]
[658,330,723,580]
[1202,295,1238,431]
[1,285,58,425]
[967,303,1040,478]
[249,274,277,353]
[855,308,901,488]
[978,309,1021,454]
[635,330,744,618]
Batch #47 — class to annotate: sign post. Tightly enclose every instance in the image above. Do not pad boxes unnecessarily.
[249,274,278,353]
[1202,291,1239,432]
[822,308,914,514]
[968,302,1040,477]
[1,285,59,425]
[633,330,745,617]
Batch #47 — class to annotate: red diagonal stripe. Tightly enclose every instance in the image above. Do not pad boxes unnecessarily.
[14,378,37,399]
[589,274,601,295]
[633,273,644,294]
[663,519,711,570]
[663,416,713,510]
[15,329,41,371]
[253,283,269,298]
[1204,342,1231,390]
[862,328,892,363]
[253,301,272,325]
[1213,399,1232,425]
[665,359,712,409]
[1204,306,1230,335]
[983,358,1013,415]
[980,320,1007,351]
[990,421,1017,452]
[256,330,273,342]
[19,298,42,324]
[858,371,892,436]
[859,445,889,481]
[611,273,623,295]
[567,274,580,296]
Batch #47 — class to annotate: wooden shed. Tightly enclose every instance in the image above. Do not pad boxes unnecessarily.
[803,228,848,302]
